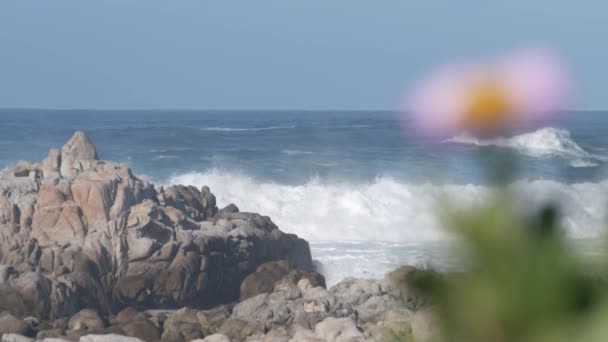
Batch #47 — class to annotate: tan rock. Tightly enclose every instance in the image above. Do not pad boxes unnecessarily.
[314,317,365,342]
[32,201,87,245]
[67,309,105,331]
[411,308,439,342]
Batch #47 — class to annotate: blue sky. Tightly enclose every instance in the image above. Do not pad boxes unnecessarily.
[0,1,605,110]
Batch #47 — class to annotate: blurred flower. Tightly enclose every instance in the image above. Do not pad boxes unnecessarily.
[407,48,570,138]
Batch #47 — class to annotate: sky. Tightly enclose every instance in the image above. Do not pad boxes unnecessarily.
[0,1,606,110]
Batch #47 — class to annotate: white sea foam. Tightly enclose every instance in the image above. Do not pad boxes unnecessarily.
[282,149,315,156]
[445,127,606,165]
[161,170,608,285]
[167,170,608,242]
[570,159,599,168]
[201,126,296,132]
[153,154,178,160]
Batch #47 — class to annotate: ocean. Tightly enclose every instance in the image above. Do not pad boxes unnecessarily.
[1,109,607,285]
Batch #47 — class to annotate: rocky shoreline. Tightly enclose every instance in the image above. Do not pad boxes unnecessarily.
[0,132,431,341]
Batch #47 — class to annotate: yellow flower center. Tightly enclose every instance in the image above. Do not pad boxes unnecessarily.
[462,78,514,134]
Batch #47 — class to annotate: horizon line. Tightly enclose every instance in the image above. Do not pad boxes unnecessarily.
[0,107,605,113]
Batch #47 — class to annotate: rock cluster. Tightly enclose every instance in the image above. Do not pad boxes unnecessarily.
[0,265,430,341]
[0,132,323,338]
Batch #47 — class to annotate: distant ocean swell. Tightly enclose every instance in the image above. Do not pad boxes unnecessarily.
[165,170,608,243]
[445,127,607,167]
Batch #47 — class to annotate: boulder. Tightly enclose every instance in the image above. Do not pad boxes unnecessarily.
[79,335,144,342]
[0,312,33,337]
[314,317,364,342]
[217,318,263,341]
[120,319,161,342]
[51,272,109,319]
[215,204,239,219]
[411,308,439,342]
[0,334,34,342]
[67,309,105,331]
[9,272,51,319]
[195,304,233,335]
[240,260,292,300]
[289,325,319,342]
[0,285,27,318]
[193,334,232,342]
[240,260,326,301]
[109,307,145,326]
[160,308,204,342]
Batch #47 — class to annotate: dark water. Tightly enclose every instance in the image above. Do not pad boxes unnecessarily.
[1,110,607,184]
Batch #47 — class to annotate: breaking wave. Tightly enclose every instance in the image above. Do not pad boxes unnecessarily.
[445,127,606,166]
[166,170,608,242]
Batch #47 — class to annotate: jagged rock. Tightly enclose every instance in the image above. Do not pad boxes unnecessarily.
[0,131,315,320]
[162,185,216,221]
[41,149,61,179]
[59,130,98,179]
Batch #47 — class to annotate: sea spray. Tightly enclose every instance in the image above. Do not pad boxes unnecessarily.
[167,170,608,242]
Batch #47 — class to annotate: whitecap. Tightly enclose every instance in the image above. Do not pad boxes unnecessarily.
[201,126,296,132]
[445,127,607,162]
[153,154,178,160]
[282,149,314,156]
[570,159,599,168]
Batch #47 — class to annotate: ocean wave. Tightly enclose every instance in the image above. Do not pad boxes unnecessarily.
[166,170,608,242]
[322,124,373,129]
[444,127,606,165]
[153,154,178,160]
[201,125,296,132]
[570,159,599,168]
[282,149,315,156]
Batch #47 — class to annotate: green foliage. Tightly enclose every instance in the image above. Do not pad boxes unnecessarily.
[407,191,608,342]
